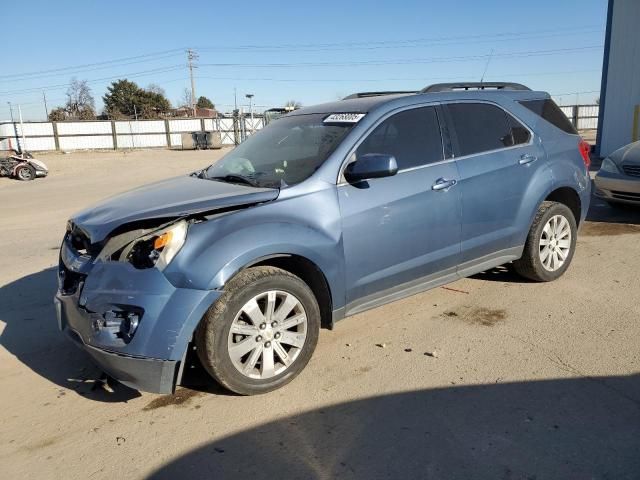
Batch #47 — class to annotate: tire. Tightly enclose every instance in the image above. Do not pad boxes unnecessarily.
[195,266,320,395]
[15,164,36,181]
[513,201,578,282]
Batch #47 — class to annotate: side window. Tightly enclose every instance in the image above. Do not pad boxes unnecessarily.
[505,112,532,146]
[519,99,577,134]
[446,103,528,157]
[356,106,443,169]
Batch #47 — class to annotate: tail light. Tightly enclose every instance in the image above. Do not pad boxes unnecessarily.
[578,139,591,170]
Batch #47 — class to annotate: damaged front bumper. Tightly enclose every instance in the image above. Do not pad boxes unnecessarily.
[55,235,221,394]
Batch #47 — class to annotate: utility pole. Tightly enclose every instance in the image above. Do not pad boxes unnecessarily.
[42,91,49,120]
[18,104,27,153]
[187,49,198,117]
[8,102,18,152]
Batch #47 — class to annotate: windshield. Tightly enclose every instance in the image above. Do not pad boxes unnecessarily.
[205,113,355,188]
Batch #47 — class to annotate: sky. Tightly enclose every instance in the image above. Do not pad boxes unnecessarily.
[1,0,608,121]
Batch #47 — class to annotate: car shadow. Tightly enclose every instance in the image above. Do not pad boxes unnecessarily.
[147,374,640,480]
[0,267,141,402]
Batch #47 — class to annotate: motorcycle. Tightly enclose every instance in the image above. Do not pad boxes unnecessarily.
[0,150,48,181]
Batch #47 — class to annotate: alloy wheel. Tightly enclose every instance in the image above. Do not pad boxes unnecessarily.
[227,290,308,380]
[539,214,572,272]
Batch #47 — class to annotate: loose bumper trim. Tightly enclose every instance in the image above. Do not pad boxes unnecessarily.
[65,327,178,394]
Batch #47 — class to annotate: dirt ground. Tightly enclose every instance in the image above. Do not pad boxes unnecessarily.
[1,149,639,479]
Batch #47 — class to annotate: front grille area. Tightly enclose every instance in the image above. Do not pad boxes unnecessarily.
[611,190,640,201]
[622,164,640,178]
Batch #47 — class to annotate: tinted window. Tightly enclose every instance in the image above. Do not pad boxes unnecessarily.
[519,99,577,134]
[356,107,443,169]
[505,113,531,146]
[447,103,526,157]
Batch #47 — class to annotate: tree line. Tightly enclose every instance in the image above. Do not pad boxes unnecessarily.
[48,78,216,121]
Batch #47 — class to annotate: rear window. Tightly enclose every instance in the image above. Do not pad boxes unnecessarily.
[519,99,577,134]
[446,103,529,157]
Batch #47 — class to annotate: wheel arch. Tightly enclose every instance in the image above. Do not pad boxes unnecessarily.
[544,186,582,225]
[231,253,335,329]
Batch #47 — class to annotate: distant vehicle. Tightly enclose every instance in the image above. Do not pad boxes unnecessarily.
[0,151,48,181]
[594,140,640,206]
[56,82,590,396]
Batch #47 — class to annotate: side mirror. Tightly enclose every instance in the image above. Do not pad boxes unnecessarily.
[344,153,398,183]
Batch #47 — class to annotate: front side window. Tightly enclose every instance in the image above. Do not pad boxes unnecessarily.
[446,103,529,157]
[356,106,443,170]
[205,113,354,188]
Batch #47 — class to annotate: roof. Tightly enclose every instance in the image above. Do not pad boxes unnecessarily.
[291,89,549,116]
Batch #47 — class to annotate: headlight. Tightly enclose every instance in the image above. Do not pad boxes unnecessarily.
[117,220,188,270]
[600,157,619,174]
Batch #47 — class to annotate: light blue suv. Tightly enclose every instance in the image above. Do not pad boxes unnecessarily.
[56,82,591,395]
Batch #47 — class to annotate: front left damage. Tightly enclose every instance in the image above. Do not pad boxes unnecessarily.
[56,217,223,393]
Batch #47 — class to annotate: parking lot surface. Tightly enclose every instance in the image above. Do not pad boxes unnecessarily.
[1,149,639,479]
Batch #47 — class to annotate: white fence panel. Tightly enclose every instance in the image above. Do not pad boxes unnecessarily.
[56,121,112,135]
[170,133,183,147]
[219,118,234,130]
[59,135,113,150]
[115,121,165,134]
[16,122,54,136]
[168,119,201,132]
[220,131,235,145]
[20,137,56,151]
[0,123,15,137]
[203,119,215,130]
[117,134,167,148]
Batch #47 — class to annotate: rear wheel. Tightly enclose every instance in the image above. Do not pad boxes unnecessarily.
[195,266,320,395]
[15,164,36,181]
[513,201,577,282]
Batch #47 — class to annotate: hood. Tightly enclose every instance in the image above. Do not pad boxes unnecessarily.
[71,175,279,243]
[610,141,640,165]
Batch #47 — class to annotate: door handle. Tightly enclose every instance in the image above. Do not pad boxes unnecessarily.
[519,154,538,165]
[432,178,457,191]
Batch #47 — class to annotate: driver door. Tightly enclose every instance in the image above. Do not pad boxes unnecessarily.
[338,105,462,314]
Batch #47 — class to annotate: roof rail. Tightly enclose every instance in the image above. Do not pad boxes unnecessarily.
[421,82,531,93]
[342,91,417,100]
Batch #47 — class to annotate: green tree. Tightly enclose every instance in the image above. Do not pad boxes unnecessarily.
[103,79,172,119]
[196,96,215,109]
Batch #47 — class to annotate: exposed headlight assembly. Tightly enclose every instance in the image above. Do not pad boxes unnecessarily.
[599,157,619,174]
[101,220,188,270]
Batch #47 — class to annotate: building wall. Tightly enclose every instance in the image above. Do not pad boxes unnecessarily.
[598,0,640,157]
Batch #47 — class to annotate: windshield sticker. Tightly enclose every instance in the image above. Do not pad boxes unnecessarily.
[323,113,366,124]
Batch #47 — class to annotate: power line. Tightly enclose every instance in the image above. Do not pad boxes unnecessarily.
[0,65,184,96]
[0,48,185,81]
[193,68,601,84]
[197,45,604,68]
[196,25,604,51]
[0,52,185,84]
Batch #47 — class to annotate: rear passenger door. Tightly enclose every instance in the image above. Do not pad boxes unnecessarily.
[443,102,546,268]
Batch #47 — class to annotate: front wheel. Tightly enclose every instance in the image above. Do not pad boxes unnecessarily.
[15,164,36,181]
[195,266,320,395]
[513,201,578,282]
